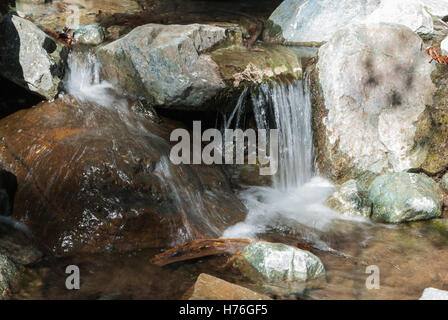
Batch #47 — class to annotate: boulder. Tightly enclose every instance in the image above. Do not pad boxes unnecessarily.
[420,0,448,17]
[325,180,372,218]
[0,14,68,99]
[235,242,325,283]
[313,23,436,182]
[0,253,18,299]
[185,273,271,300]
[97,24,226,109]
[365,0,434,35]
[0,96,246,255]
[420,287,448,300]
[263,0,380,44]
[73,25,105,45]
[264,0,441,45]
[367,172,442,223]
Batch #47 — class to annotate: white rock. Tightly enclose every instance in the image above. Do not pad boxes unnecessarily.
[441,36,448,55]
[420,288,448,300]
[316,23,436,178]
[366,0,433,34]
[420,0,448,17]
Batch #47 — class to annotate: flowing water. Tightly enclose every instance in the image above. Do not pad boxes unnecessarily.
[7,50,448,300]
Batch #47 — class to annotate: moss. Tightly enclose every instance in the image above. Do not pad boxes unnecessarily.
[418,64,448,174]
[210,43,302,86]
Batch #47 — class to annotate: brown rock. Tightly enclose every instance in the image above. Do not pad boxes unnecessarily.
[186,273,271,300]
[0,95,246,255]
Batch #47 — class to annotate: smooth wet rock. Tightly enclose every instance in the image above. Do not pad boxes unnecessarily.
[419,287,448,300]
[264,0,380,44]
[0,217,42,265]
[0,96,246,255]
[97,24,226,109]
[0,253,18,299]
[236,242,325,283]
[368,173,442,223]
[0,14,68,99]
[314,23,436,182]
[73,25,105,45]
[325,180,372,218]
[186,273,271,300]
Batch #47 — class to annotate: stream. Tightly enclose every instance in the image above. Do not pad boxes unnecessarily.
[7,46,448,300]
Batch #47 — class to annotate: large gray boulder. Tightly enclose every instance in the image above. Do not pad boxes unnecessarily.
[0,14,68,99]
[0,253,18,299]
[421,0,448,17]
[236,242,325,283]
[314,23,435,182]
[367,172,442,223]
[97,24,226,109]
[264,0,436,44]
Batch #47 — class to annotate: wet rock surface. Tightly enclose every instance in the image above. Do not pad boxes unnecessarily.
[0,95,246,255]
[368,172,442,223]
[0,14,68,99]
[73,24,105,45]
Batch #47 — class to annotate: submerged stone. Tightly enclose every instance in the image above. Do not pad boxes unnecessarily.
[368,172,442,223]
[237,242,325,283]
[325,179,372,218]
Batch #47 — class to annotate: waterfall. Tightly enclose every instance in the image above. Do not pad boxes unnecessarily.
[223,77,346,243]
[251,78,314,189]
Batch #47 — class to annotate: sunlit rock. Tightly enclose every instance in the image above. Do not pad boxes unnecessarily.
[325,180,372,218]
[73,25,106,46]
[365,0,433,35]
[420,287,448,300]
[368,172,442,223]
[235,242,325,283]
[185,273,271,300]
[0,14,68,99]
[313,23,436,182]
[263,0,380,44]
[97,24,226,109]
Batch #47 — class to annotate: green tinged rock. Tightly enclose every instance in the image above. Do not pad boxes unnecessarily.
[325,179,372,218]
[238,242,325,283]
[368,172,442,223]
